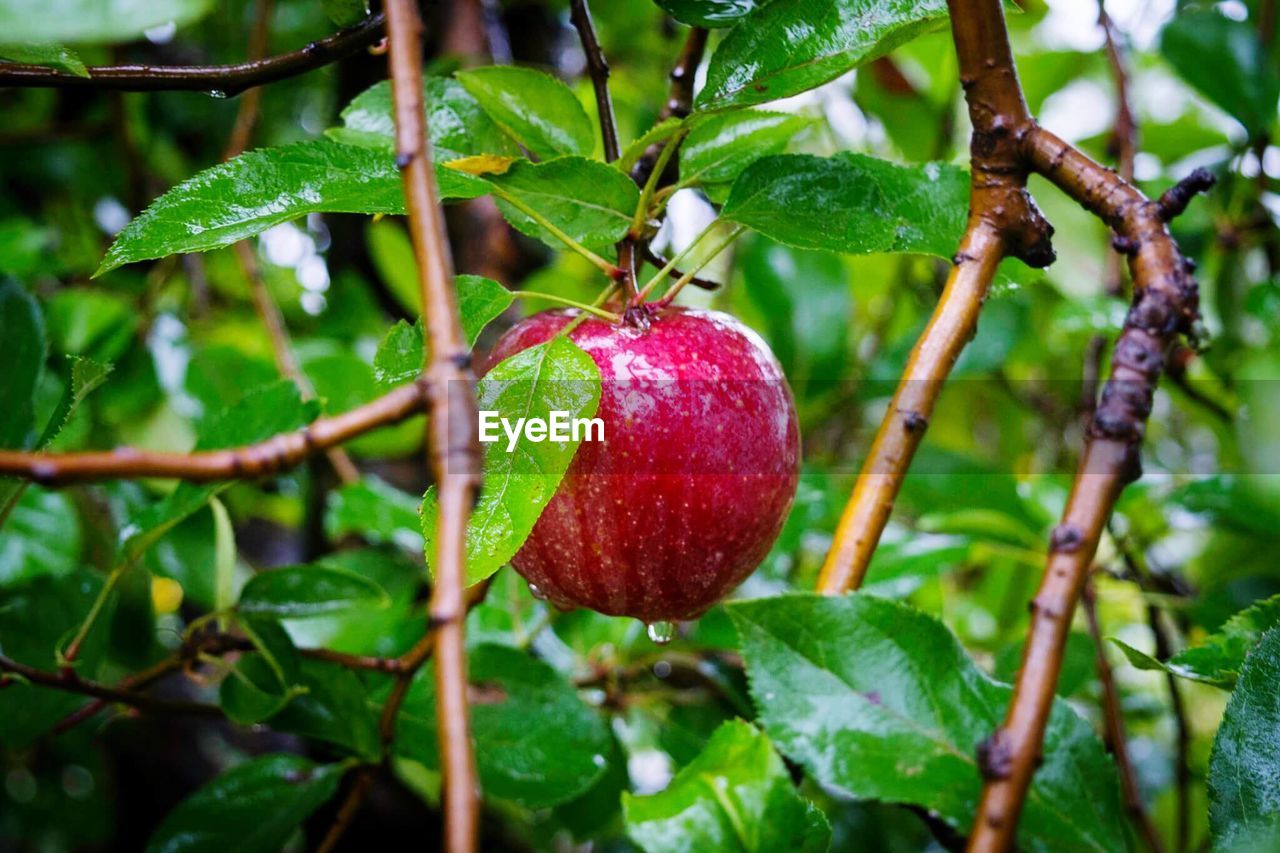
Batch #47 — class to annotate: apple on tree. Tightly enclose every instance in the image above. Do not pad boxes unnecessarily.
[483,305,800,631]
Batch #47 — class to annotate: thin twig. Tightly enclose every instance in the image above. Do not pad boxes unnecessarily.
[958,0,1211,840]
[1082,579,1165,853]
[385,3,482,851]
[0,13,385,96]
[818,0,1055,596]
[222,0,277,160]
[641,244,719,290]
[0,379,431,484]
[1148,602,1191,853]
[569,0,620,163]
[0,653,222,719]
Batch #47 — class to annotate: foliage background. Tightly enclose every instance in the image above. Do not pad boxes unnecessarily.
[0,0,1278,850]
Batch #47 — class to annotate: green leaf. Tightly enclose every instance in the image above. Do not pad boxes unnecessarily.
[372,277,512,383]
[0,278,45,449]
[624,719,831,853]
[146,754,346,853]
[321,0,367,27]
[391,644,611,807]
[329,76,520,160]
[456,66,595,159]
[237,561,390,619]
[98,140,485,273]
[1112,593,1280,688]
[0,43,88,77]
[680,110,810,197]
[655,0,759,28]
[0,488,81,586]
[721,153,969,260]
[270,660,381,761]
[325,476,423,551]
[728,593,1129,851]
[1161,9,1280,137]
[0,571,110,747]
[421,337,601,586]
[0,0,213,45]
[476,156,641,252]
[697,0,950,111]
[219,618,303,725]
[1209,627,1280,850]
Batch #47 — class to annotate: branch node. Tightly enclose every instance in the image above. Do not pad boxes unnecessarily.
[977,729,1014,780]
[1048,523,1083,553]
[901,411,928,433]
[1110,234,1139,255]
[1157,167,1215,221]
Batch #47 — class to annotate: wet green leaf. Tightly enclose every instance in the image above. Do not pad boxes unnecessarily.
[475,156,641,252]
[237,561,390,619]
[729,593,1128,851]
[99,140,486,273]
[1112,593,1280,688]
[680,110,810,200]
[328,76,520,160]
[146,754,346,853]
[372,276,513,383]
[325,476,423,552]
[655,0,759,28]
[697,0,950,111]
[0,43,88,77]
[422,337,601,586]
[0,278,44,450]
[624,719,831,852]
[1209,627,1280,849]
[0,488,81,586]
[456,66,596,159]
[721,153,968,260]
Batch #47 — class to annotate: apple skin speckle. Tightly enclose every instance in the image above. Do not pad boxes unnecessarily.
[482,305,800,623]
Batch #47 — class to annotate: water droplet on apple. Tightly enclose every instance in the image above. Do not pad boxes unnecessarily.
[646,620,675,645]
[527,583,547,601]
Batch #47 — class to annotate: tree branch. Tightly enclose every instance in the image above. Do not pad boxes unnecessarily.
[817,0,1055,595]
[0,653,222,720]
[385,2,482,852]
[569,0,620,162]
[0,379,429,485]
[1098,0,1138,295]
[961,20,1210,853]
[0,13,385,96]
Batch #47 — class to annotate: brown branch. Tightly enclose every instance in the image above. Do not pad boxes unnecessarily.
[0,13,385,96]
[0,379,430,485]
[817,0,1055,595]
[385,2,482,852]
[1082,579,1165,853]
[1149,603,1191,853]
[963,16,1210,853]
[569,0,620,162]
[0,653,222,720]
[222,0,277,160]
[817,221,1005,592]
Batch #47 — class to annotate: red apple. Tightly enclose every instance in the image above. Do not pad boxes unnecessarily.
[482,305,800,624]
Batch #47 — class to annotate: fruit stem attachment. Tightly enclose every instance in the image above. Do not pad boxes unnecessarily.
[509,290,622,322]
